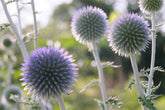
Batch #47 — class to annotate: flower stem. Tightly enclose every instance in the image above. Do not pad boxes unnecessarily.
[146,12,156,98]
[91,42,109,110]
[130,53,147,110]
[16,1,23,38]
[31,0,38,49]
[57,94,66,110]
[1,0,28,59]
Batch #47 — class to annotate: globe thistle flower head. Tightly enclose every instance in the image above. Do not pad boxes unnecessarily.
[20,46,78,99]
[0,34,16,50]
[71,6,109,45]
[138,0,163,13]
[108,13,151,57]
[1,85,22,105]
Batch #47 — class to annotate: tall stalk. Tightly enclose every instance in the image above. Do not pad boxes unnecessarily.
[130,53,147,110]
[57,94,66,110]
[91,42,109,110]
[146,12,156,97]
[31,0,38,49]
[16,1,23,38]
[1,0,28,59]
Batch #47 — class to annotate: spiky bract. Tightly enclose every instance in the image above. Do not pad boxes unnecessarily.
[21,46,78,99]
[139,0,163,13]
[71,6,109,45]
[108,13,151,57]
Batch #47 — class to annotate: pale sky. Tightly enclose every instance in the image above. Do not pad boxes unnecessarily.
[0,0,72,28]
[1,0,165,34]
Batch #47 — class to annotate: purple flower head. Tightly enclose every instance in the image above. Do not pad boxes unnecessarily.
[71,6,109,45]
[138,0,163,13]
[20,47,78,99]
[108,13,151,57]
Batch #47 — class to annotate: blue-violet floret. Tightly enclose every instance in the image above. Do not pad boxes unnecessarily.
[20,46,78,99]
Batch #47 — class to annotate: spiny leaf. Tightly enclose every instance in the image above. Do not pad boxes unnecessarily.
[140,66,165,78]
[23,32,34,43]
[79,79,99,93]
[0,24,10,32]
[150,94,161,100]
[127,79,135,90]
[94,99,105,110]
[106,96,122,108]
[154,66,165,72]
[156,21,165,28]
[138,96,157,110]
[101,61,121,68]
[152,82,161,93]
[6,0,18,4]
[139,68,149,78]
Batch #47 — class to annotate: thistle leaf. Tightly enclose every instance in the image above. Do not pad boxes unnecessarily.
[101,61,121,68]
[152,82,161,93]
[138,96,157,110]
[0,24,10,32]
[94,99,105,110]
[106,96,122,108]
[127,79,135,90]
[79,79,99,93]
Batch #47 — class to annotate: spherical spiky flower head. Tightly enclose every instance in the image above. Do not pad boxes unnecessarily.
[138,0,163,13]
[0,34,16,49]
[1,85,22,105]
[71,6,109,45]
[20,46,78,99]
[108,13,151,57]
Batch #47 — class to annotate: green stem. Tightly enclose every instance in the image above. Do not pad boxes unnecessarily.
[146,12,156,98]
[91,42,109,110]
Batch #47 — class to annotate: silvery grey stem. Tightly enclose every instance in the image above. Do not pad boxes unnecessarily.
[91,42,109,110]
[31,0,38,49]
[57,94,66,110]
[146,12,156,98]
[130,53,147,110]
[16,1,23,38]
[1,0,28,59]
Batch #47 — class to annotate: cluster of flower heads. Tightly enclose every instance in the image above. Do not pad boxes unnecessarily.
[20,5,154,100]
[138,0,163,13]
[71,6,109,45]
[20,46,78,99]
[71,6,151,57]
[108,13,151,57]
